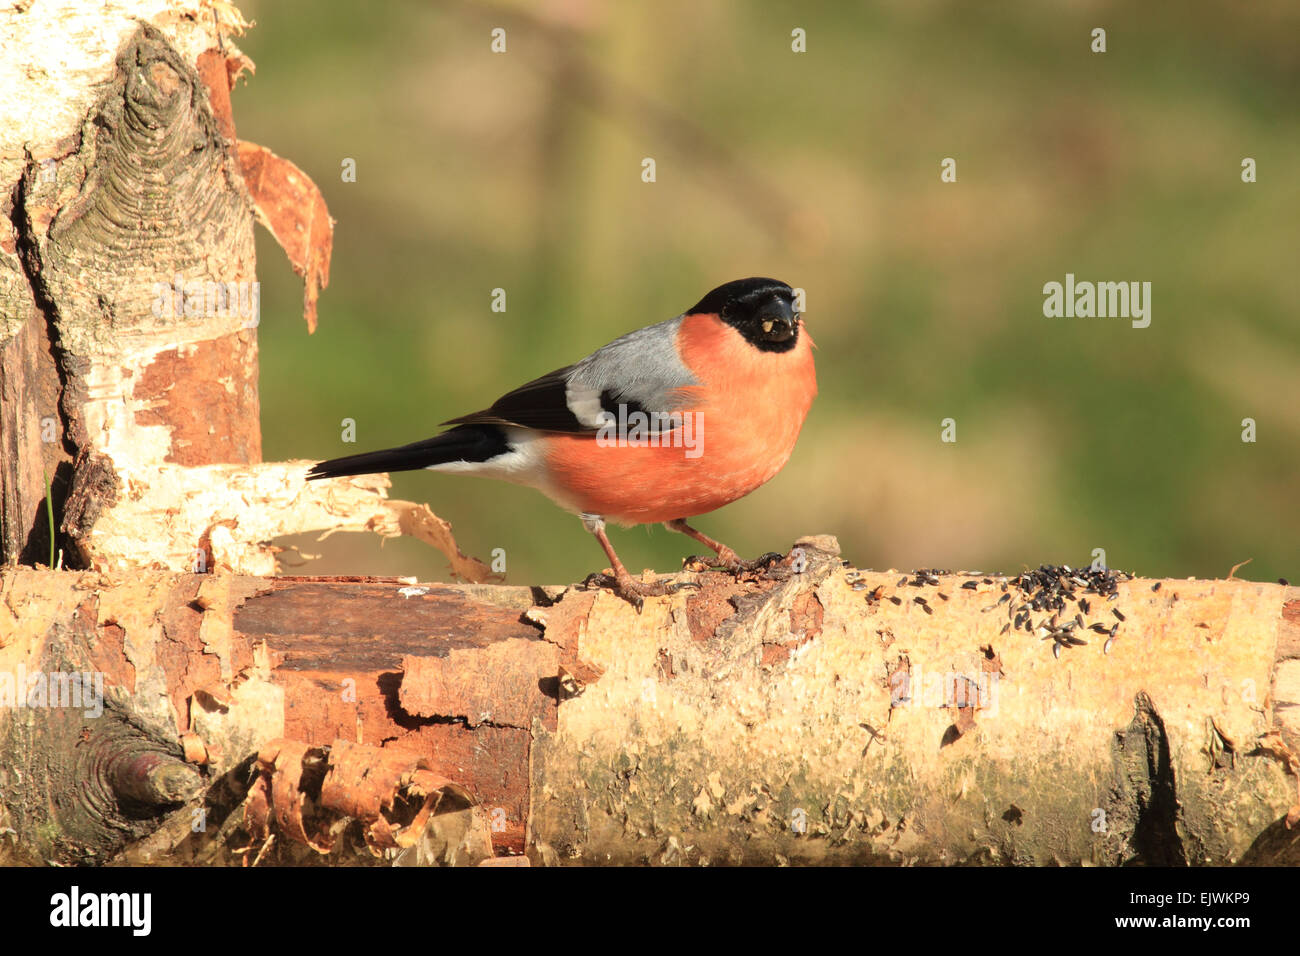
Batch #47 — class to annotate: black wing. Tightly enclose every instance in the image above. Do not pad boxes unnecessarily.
[440,316,700,434]
[440,365,590,432]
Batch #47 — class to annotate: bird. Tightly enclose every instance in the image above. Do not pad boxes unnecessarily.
[306,277,817,607]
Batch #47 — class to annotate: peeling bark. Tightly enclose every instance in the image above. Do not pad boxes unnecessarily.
[2,7,258,564]
[525,545,1300,865]
[0,2,490,590]
[2,548,1298,866]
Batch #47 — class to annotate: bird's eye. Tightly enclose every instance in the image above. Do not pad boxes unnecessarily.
[761,320,774,333]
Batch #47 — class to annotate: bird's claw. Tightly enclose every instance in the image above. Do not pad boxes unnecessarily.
[733,551,785,573]
[707,550,786,576]
[592,572,693,613]
[683,549,784,578]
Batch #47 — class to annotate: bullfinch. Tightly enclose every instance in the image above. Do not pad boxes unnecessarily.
[306,277,817,607]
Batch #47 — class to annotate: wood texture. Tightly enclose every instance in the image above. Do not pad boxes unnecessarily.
[2,556,1297,865]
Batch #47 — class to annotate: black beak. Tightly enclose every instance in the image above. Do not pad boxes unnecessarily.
[758,298,797,340]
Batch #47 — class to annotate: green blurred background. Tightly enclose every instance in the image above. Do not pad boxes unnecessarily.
[236,0,1299,587]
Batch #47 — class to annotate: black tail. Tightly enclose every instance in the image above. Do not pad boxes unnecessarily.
[305,424,510,480]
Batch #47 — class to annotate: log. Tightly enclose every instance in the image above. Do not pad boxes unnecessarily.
[1,13,262,570]
[3,539,1297,865]
[1,0,493,579]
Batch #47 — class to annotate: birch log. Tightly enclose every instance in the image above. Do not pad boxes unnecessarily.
[2,538,1297,865]
[0,2,495,581]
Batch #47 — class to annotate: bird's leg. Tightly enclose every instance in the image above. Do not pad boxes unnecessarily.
[664,518,784,574]
[582,514,680,611]
[664,518,742,569]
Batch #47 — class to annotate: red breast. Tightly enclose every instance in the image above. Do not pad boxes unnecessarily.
[541,313,817,524]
